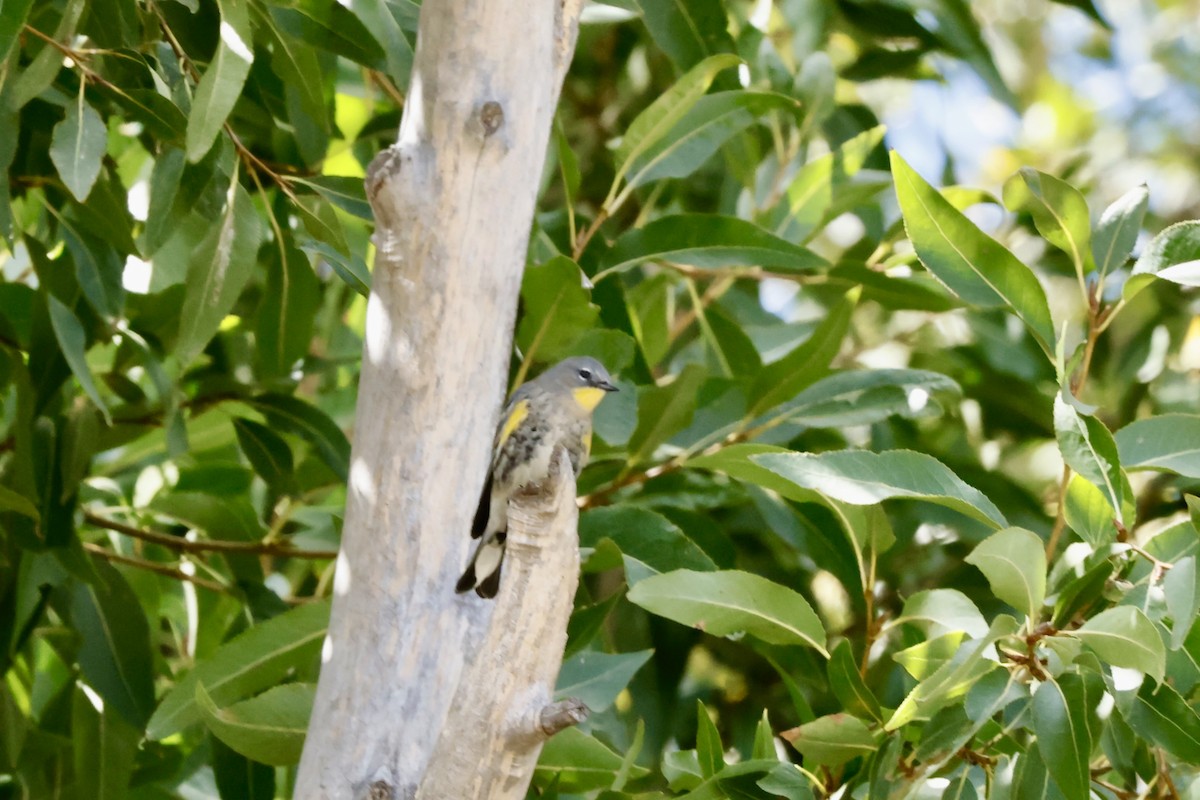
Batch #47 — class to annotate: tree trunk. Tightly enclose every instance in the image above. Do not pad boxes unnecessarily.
[294,1,585,797]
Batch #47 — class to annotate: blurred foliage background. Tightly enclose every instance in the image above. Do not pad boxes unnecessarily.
[2,0,1200,797]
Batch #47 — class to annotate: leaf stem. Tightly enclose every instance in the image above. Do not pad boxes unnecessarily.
[82,542,231,593]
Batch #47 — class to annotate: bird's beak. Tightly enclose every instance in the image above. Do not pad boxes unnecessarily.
[598,380,619,393]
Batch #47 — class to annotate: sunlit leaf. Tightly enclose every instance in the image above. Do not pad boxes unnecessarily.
[891,151,1055,356]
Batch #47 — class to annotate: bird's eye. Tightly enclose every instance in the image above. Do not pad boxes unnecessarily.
[578,368,592,380]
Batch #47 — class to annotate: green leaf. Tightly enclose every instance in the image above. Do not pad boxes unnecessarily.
[343,0,412,88]
[233,418,296,494]
[762,368,961,429]
[555,650,653,712]
[1062,473,1117,547]
[1013,747,1067,800]
[300,240,371,297]
[1072,605,1165,682]
[827,640,882,722]
[212,735,276,800]
[1054,393,1133,524]
[613,53,740,185]
[146,599,330,739]
[0,0,34,65]
[780,714,880,768]
[890,151,1055,356]
[176,181,263,365]
[292,176,373,221]
[50,90,106,203]
[752,449,1006,528]
[626,363,707,464]
[695,700,723,778]
[1032,675,1093,800]
[1091,184,1148,280]
[964,527,1047,621]
[256,238,320,379]
[776,126,887,242]
[752,710,776,761]
[893,631,966,680]
[1115,414,1200,479]
[1164,556,1199,650]
[637,0,736,74]
[603,214,826,278]
[249,394,350,482]
[627,569,828,654]
[0,484,40,523]
[886,615,1019,730]
[1126,220,1200,301]
[625,91,799,189]
[896,589,988,640]
[141,147,187,256]
[47,295,111,425]
[1003,168,1092,273]
[270,3,385,70]
[1052,560,1113,629]
[517,257,598,363]
[580,505,716,584]
[535,727,648,792]
[71,558,157,728]
[186,0,255,161]
[72,683,139,799]
[749,288,858,415]
[196,682,312,766]
[1127,680,1200,763]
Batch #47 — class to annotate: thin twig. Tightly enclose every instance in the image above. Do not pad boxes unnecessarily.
[83,543,231,593]
[85,511,339,559]
[572,208,609,261]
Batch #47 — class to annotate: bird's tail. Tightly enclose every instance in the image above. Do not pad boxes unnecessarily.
[455,532,506,598]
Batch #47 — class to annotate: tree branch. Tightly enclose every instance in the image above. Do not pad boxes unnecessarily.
[84,511,339,559]
[419,452,585,797]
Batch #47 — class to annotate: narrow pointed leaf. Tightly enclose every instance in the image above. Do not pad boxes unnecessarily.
[1032,675,1093,800]
[51,92,106,201]
[891,151,1055,356]
[614,53,741,181]
[176,181,263,365]
[603,214,827,276]
[147,599,330,739]
[186,0,255,161]
[1003,168,1092,272]
[47,296,111,424]
[196,682,312,766]
[1092,184,1148,279]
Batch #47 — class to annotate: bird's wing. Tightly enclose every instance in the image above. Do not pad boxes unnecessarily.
[494,396,531,451]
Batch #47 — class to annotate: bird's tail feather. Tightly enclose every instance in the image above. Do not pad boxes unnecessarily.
[470,472,492,539]
[455,534,505,598]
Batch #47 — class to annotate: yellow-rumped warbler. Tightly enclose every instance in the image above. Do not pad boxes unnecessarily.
[456,356,619,598]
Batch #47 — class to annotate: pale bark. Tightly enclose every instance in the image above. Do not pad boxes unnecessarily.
[294,0,585,797]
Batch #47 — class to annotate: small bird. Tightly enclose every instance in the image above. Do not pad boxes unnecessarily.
[456,356,619,599]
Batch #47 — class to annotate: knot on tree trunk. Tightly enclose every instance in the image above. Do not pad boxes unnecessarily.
[539,697,589,736]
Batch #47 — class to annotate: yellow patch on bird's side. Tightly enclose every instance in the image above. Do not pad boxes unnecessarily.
[583,429,592,456]
[498,400,530,446]
[572,386,607,411]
